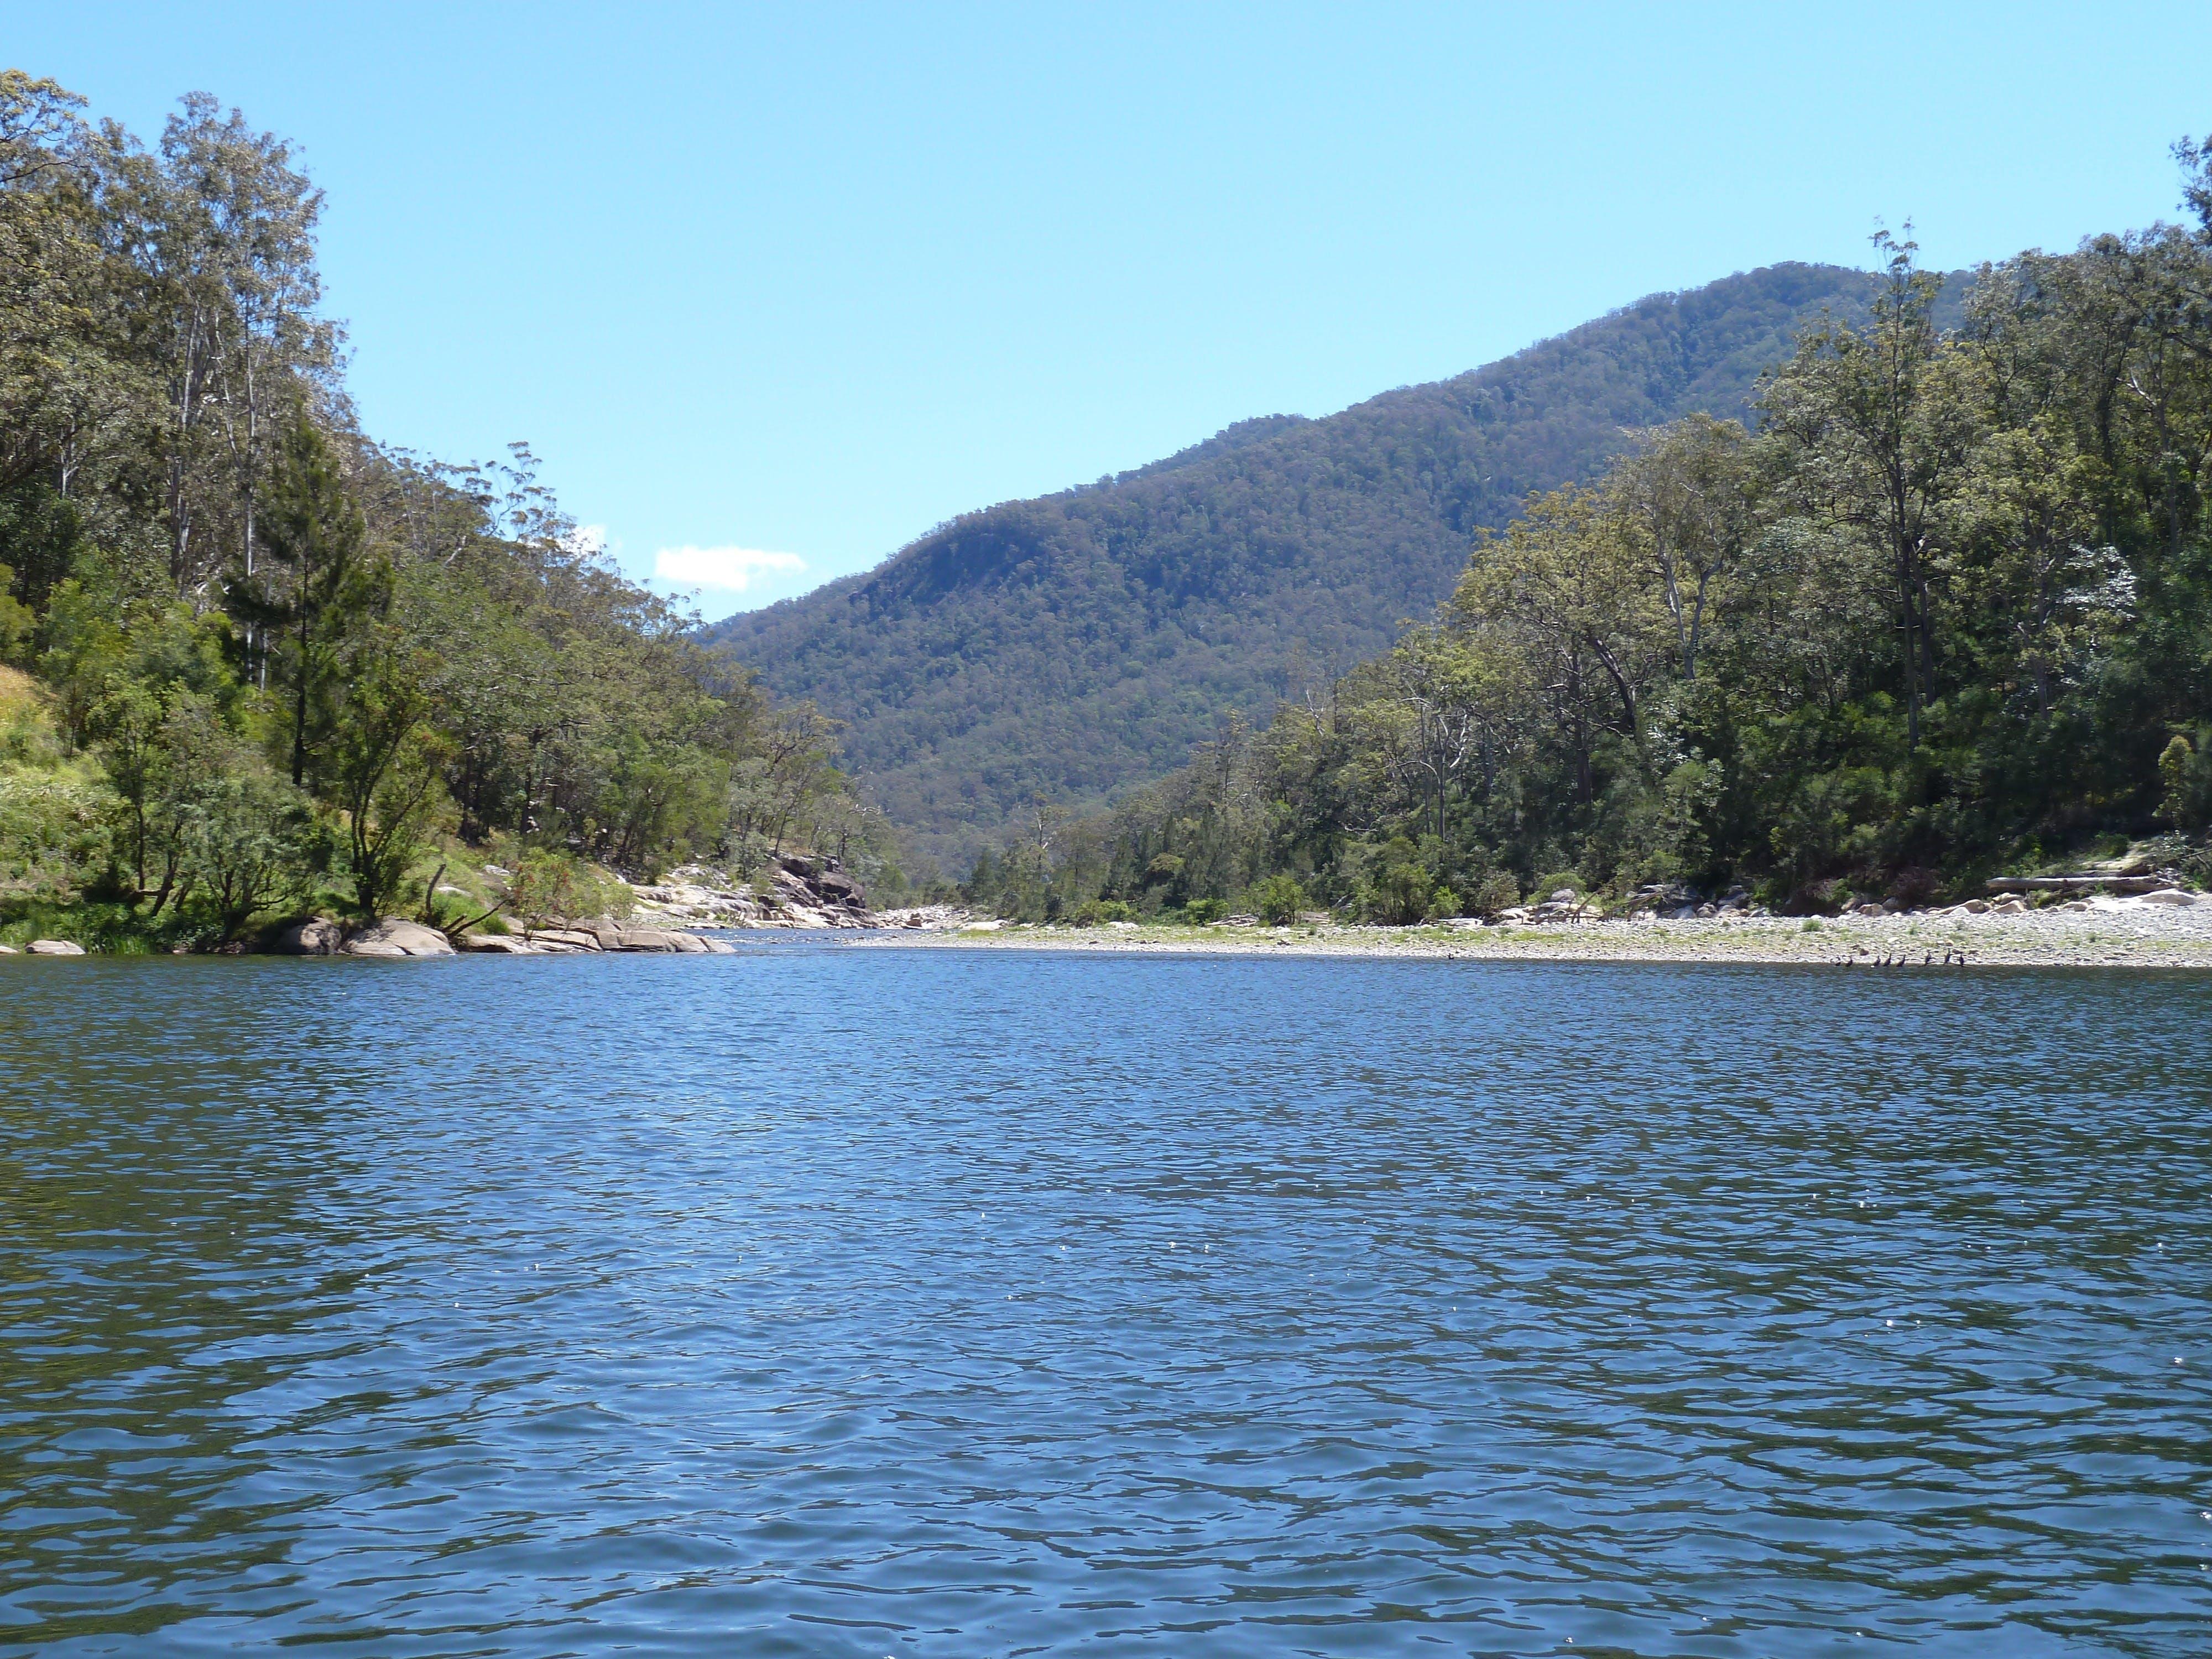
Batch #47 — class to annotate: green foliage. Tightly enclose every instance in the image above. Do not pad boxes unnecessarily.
[1181,898,1228,925]
[2159,735,2204,831]
[1463,869,1521,919]
[180,764,326,942]
[1253,873,1307,925]
[0,77,895,946]
[506,849,633,925]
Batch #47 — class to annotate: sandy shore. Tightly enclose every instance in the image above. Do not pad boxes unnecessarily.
[851,894,2212,969]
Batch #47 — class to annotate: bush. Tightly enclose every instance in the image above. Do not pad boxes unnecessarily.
[1463,869,1521,919]
[1254,874,1307,926]
[1528,869,1583,903]
[1360,861,1434,925]
[182,766,328,943]
[1070,898,1134,926]
[507,849,634,924]
[0,771,113,911]
[1182,897,1228,924]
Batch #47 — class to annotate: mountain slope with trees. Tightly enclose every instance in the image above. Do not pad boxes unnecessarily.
[712,262,1940,863]
[963,156,2212,925]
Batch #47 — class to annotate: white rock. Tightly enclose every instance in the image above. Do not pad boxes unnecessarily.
[2138,888,2200,906]
[27,938,84,956]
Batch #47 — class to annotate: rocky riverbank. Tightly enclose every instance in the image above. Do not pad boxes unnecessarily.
[852,888,2212,969]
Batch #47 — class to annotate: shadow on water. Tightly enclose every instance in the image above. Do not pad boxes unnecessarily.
[0,950,2206,1655]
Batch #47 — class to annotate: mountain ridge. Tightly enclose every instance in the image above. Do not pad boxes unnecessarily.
[709,261,1922,866]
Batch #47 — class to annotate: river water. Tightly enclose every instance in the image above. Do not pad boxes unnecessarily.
[2,945,2207,1655]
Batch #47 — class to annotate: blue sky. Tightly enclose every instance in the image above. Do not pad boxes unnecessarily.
[17,4,2212,617]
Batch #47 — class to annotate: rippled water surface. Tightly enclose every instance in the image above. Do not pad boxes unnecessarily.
[2,945,2209,1655]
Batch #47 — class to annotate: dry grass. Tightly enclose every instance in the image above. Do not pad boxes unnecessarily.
[0,663,38,719]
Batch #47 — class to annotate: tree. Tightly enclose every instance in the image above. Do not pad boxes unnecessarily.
[1762,231,1978,749]
[1610,415,1768,681]
[243,411,368,786]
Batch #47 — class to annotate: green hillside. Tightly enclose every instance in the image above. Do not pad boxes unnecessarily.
[710,263,1903,864]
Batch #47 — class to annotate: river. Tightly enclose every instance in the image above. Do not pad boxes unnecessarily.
[2,945,2207,1655]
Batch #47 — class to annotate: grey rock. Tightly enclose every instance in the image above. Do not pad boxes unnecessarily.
[276,917,347,955]
[528,927,604,951]
[2139,888,2200,906]
[342,918,456,957]
[459,932,537,953]
[611,927,687,952]
[27,938,85,956]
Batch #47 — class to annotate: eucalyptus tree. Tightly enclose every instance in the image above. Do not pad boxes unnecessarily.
[1760,232,1979,751]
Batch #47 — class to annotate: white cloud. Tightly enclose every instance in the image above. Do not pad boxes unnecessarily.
[651,544,807,592]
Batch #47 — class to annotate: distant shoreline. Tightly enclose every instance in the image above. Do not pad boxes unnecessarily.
[847,906,2212,971]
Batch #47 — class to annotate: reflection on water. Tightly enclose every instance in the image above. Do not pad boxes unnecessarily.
[2,947,2208,1655]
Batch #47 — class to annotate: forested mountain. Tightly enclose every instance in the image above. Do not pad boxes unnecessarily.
[712,262,1943,863]
[967,178,2212,925]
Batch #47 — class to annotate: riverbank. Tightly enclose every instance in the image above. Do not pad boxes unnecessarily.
[855,890,2212,969]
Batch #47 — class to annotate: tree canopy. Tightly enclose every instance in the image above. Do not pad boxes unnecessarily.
[0,74,893,948]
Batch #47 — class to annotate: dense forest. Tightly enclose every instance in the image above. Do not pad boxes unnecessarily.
[0,74,891,950]
[712,262,1952,865]
[967,154,2212,924]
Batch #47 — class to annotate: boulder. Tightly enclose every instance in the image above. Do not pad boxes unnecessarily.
[342,918,456,957]
[0,943,15,953]
[1990,898,2028,915]
[700,936,738,953]
[276,917,348,954]
[576,917,628,950]
[2138,888,2199,905]
[27,938,85,956]
[611,927,688,952]
[528,927,604,951]
[458,932,537,953]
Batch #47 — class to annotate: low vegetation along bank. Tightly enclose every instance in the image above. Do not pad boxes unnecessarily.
[0,75,901,954]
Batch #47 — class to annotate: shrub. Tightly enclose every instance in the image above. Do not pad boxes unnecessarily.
[1360,861,1434,925]
[182,766,328,943]
[1463,869,1521,919]
[1254,874,1307,926]
[1070,898,1134,926]
[507,849,634,924]
[1182,897,1228,924]
[1528,869,1583,903]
